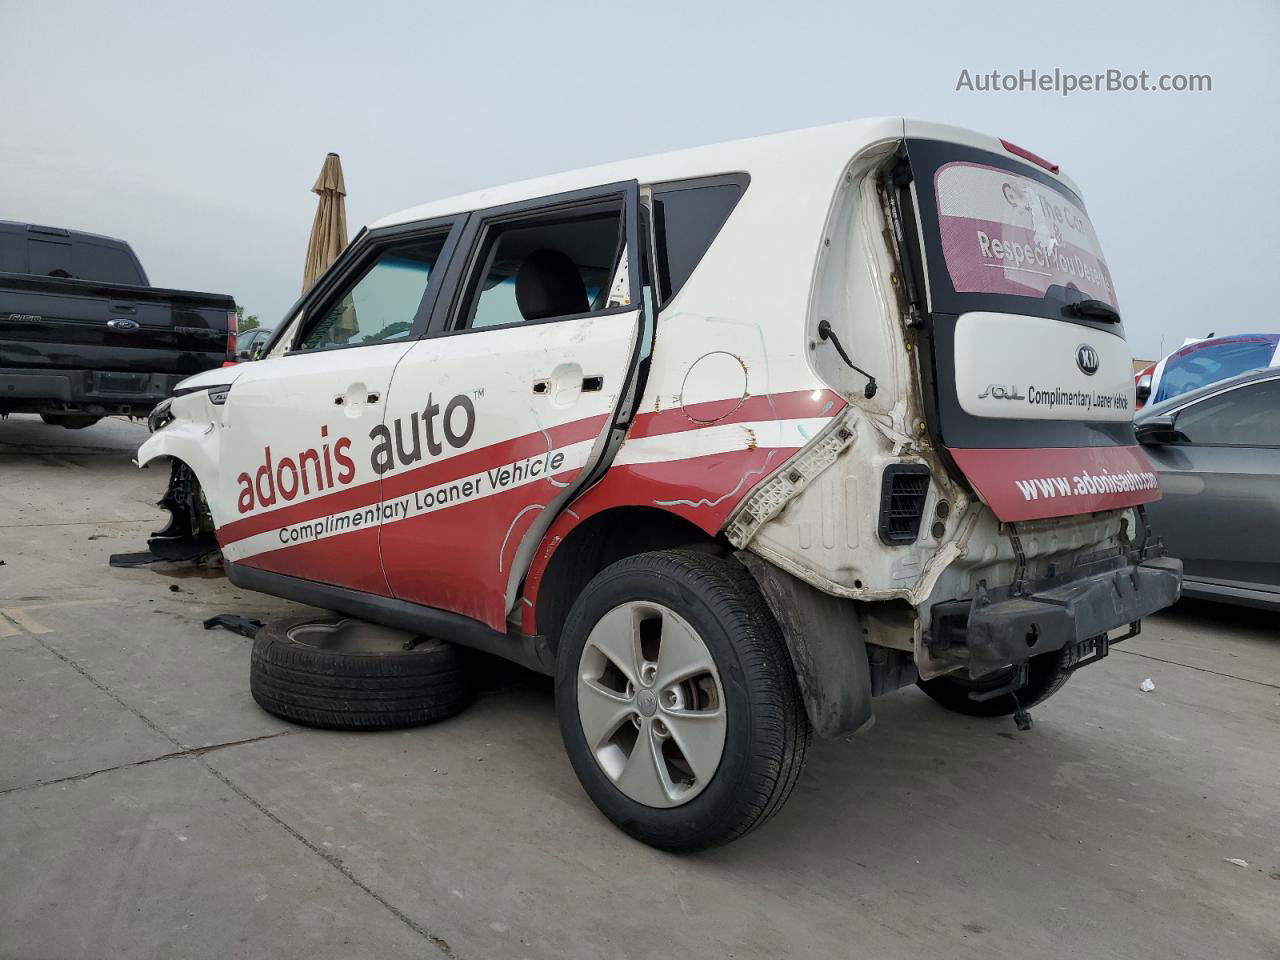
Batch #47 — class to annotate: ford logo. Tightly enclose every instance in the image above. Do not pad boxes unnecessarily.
[107,318,140,332]
[1075,343,1099,376]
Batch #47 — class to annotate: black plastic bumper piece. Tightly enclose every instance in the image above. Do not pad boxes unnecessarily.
[0,368,185,414]
[932,554,1182,676]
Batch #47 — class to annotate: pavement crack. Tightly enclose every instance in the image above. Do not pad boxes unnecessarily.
[0,732,293,797]
[1115,648,1280,689]
[25,633,459,957]
[0,518,156,529]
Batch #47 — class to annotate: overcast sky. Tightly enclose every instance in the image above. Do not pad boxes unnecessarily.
[2,0,1276,358]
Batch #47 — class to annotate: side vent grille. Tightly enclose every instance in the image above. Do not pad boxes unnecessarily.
[878,464,931,545]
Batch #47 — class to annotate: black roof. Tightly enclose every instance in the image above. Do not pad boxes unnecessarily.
[0,220,132,249]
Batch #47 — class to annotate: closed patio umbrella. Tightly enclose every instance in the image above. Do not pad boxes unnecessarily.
[302,152,348,291]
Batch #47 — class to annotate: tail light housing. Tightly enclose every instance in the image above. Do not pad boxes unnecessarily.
[223,310,238,367]
[878,464,931,544]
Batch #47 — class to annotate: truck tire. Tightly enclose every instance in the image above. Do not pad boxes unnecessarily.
[555,550,811,852]
[250,616,474,730]
[916,644,1079,718]
[41,413,101,429]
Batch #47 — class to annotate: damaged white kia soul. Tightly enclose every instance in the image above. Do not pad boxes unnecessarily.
[139,119,1181,850]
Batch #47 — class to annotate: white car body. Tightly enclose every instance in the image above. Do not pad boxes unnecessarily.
[140,117,1179,731]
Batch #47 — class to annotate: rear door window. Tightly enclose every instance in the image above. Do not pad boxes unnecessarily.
[461,203,625,330]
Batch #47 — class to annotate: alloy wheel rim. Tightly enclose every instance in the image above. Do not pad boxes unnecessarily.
[576,601,727,808]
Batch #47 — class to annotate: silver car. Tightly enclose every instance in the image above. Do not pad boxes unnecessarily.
[1137,366,1280,609]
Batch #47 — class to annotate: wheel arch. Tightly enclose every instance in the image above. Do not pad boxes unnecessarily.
[526,504,720,650]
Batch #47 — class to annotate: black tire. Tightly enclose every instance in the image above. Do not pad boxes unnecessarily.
[555,550,811,852]
[250,615,474,730]
[916,644,1079,717]
[41,413,101,429]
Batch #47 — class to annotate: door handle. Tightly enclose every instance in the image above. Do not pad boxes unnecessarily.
[533,376,601,396]
[335,392,380,406]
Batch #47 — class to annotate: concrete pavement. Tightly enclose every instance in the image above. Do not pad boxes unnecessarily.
[2,414,1277,959]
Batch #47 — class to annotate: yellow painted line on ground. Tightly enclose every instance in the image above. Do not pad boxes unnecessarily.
[0,613,22,638]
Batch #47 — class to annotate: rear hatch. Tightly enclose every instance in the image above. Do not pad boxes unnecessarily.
[0,274,234,377]
[897,132,1159,522]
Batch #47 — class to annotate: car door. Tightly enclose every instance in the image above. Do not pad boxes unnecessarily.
[214,220,462,595]
[1142,375,1280,595]
[376,182,645,631]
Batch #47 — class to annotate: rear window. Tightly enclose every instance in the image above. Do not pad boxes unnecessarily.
[907,140,1119,322]
[12,235,145,284]
[933,160,1116,308]
[1155,336,1280,404]
[0,233,23,273]
[72,241,146,285]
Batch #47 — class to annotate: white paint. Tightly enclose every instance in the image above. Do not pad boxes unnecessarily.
[953,311,1134,422]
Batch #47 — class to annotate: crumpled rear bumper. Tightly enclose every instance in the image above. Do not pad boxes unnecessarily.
[930,553,1183,676]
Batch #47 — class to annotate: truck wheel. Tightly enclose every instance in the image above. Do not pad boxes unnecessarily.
[250,616,474,730]
[40,413,101,429]
[555,550,811,852]
[916,644,1079,717]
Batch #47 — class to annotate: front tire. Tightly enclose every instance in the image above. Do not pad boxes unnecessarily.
[555,550,810,852]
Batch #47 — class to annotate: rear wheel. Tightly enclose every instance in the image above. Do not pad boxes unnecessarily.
[556,550,810,851]
[41,413,101,429]
[917,644,1079,717]
[250,616,474,730]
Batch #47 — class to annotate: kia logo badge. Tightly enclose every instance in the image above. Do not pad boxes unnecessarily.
[107,318,140,332]
[1076,344,1099,376]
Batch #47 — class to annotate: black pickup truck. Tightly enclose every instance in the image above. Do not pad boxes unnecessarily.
[0,221,236,429]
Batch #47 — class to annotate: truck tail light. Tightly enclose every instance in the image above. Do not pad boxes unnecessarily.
[224,310,238,367]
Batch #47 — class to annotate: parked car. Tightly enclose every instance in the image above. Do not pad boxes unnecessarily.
[1137,367,1280,609]
[234,326,274,361]
[138,119,1181,850]
[0,221,236,428]
[1135,333,1280,409]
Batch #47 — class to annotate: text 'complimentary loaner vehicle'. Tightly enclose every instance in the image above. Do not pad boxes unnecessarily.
[138,119,1181,850]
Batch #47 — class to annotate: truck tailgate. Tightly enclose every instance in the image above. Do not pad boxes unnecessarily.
[1,274,234,377]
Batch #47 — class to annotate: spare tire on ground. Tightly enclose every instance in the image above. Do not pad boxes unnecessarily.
[250,615,475,730]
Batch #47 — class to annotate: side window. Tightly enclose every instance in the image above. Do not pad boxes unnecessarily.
[299,234,446,352]
[1176,380,1280,446]
[651,179,745,304]
[462,203,624,331]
